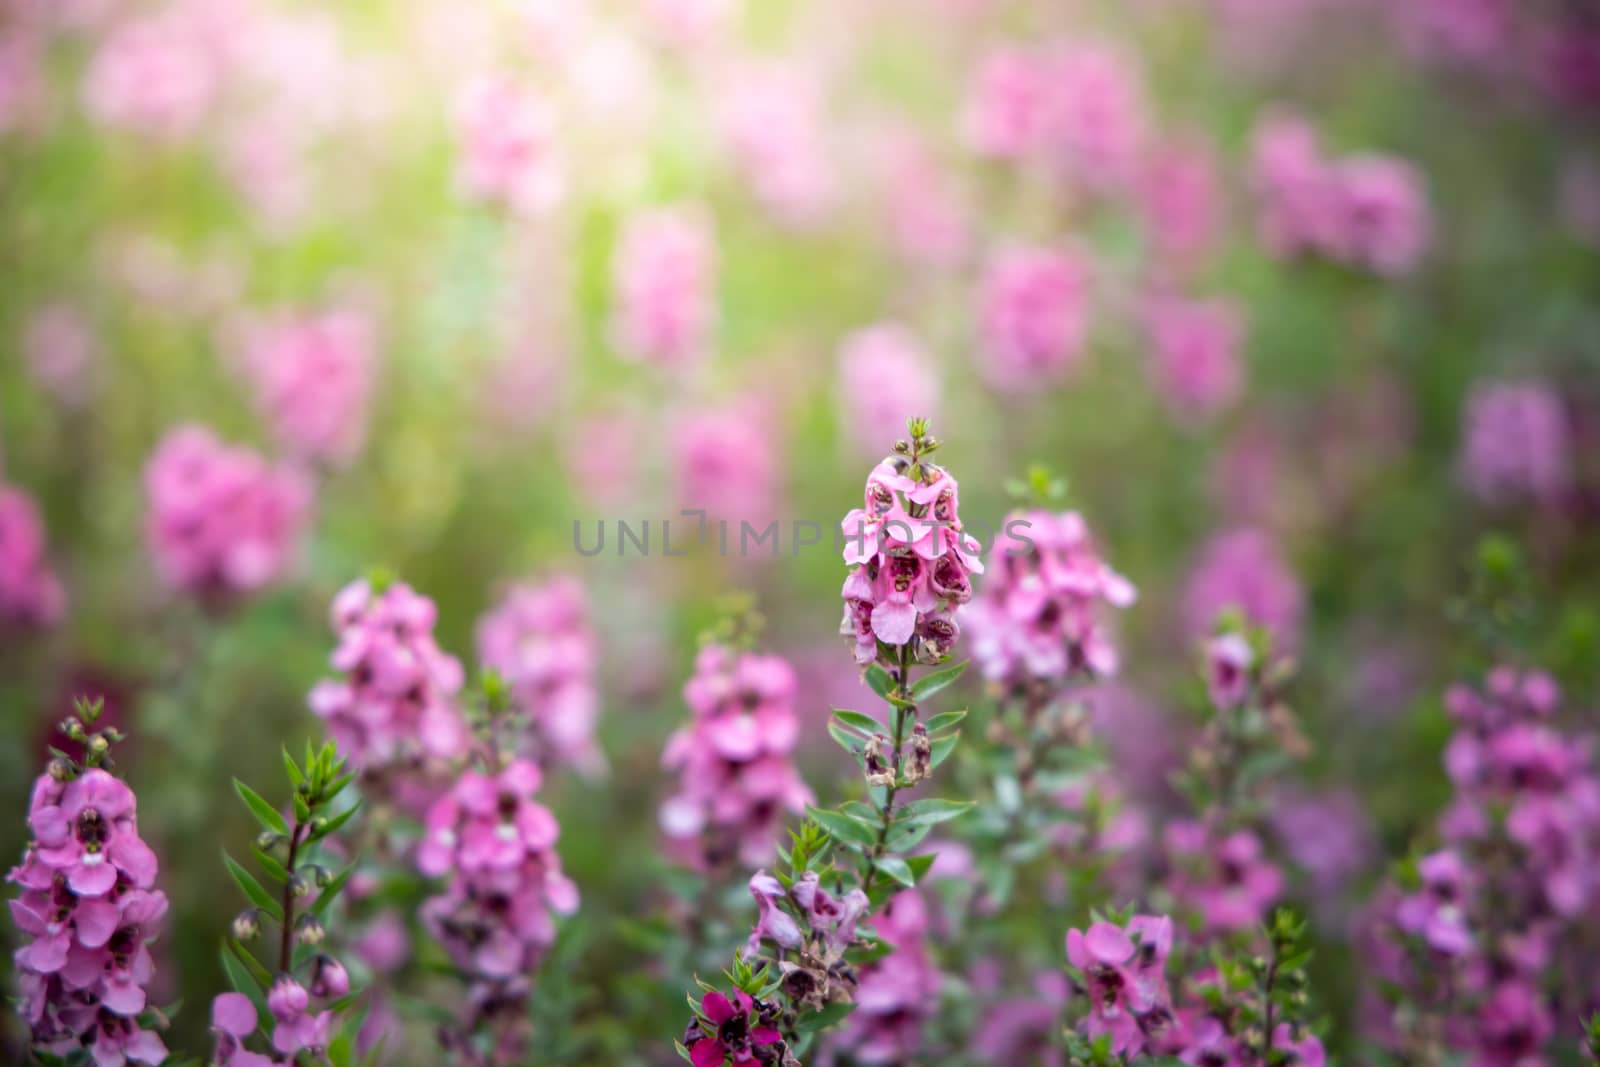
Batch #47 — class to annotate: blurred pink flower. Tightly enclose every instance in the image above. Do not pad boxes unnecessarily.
[0,29,44,134]
[976,246,1092,392]
[0,483,66,628]
[1327,155,1431,276]
[836,323,941,455]
[1459,379,1571,505]
[672,399,779,531]
[237,309,377,467]
[1139,137,1223,269]
[1181,526,1303,649]
[82,12,215,140]
[1145,297,1245,423]
[1251,112,1337,259]
[962,46,1053,160]
[1043,43,1147,191]
[23,303,98,409]
[610,205,717,368]
[476,575,604,777]
[877,133,970,268]
[143,425,312,598]
[717,62,836,229]
[644,0,733,50]
[455,75,563,214]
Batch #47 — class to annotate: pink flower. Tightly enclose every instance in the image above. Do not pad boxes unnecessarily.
[840,451,981,664]
[143,425,312,599]
[684,988,784,1067]
[8,766,169,1063]
[661,646,811,870]
[477,575,603,777]
[1326,155,1431,275]
[671,400,780,532]
[1250,112,1337,259]
[836,892,941,1064]
[308,578,468,779]
[1459,380,1571,505]
[965,509,1135,685]
[1165,823,1283,933]
[1140,138,1223,270]
[1205,632,1253,710]
[1043,44,1147,191]
[610,205,716,368]
[976,246,1092,393]
[1181,527,1303,650]
[1145,297,1245,423]
[82,12,215,140]
[836,324,941,456]
[0,483,66,628]
[235,309,377,467]
[962,46,1053,160]
[876,133,970,268]
[716,62,835,230]
[1063,913,1174,1056]
[23,303,98,409]
[454,75,563,214]
[211,992,274,1067]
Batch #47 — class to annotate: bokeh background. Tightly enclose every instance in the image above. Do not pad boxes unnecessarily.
[1,0,1597,1060]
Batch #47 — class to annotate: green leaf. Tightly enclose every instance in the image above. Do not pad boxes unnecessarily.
[905,853,938,881]
[894,798,974,828]
[233,779,289,836]
[884,822,933,853]
[281,748,304,789]
[309,802,362,843]
[864,665,894,700]
[310,862,357,919]
[827,720,862,756]
[806,806,879,848]
[873,856,915,888]
[831,709,886,735]
[910,660,967,701]
[795,1001,855,1032]
[252,849,289,882]
[220,943,271,1027]
[923,708,968,734]
[223,853,283,921]
[929,731,960,769]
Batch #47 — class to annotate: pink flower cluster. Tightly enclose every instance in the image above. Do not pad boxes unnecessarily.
[672,401,779,531]
[975,246,1092,393]
[416,759,579,999]
[835,325,941,457]
[143,425,312,599]
[1163,821,1284,934]
[610,205,717,368]
[476,575,603,776]
[9,769,169,1066]
[834,891,940,1064]
[962,42,1146,188]
[839,458,981,664]
[1064,914,1325,1064]
[1365,668,1600,1060]
[965,509,1136,686]
[1145,298,1246,424]
[660,645,811,870]
[236,309,377,468]
[308,578,468,779]
[1251,113,1431,275]
[1181,527,1303,650]
[1459,379,1572,506]
[455,75,563,214]
[82,10,216,141]
[0,483,66,628]
[716,62,836,230]
[682,988,785,1067]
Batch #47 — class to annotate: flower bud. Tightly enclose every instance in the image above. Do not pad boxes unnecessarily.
[310,954,349,998]
[231,909,261,941]
[255,830,284,852]
[47,758,74,782]
[267,976,309,1022]
[295,914,325,946]
[289,872,312,898]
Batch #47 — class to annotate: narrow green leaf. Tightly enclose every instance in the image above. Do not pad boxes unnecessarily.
[894,798,974,828]
[233,779,288,836]
[830,709,886,735]
[309,802,362,843]
[909,660,967,702]
[874,856,915,888]
[795,1001,855,1032]
[310,861,357,919]
[281,748,304,789]
[864,665,894,700]
[252,849,289,882]
[806,806,879,848]
[905,853,938,880]
[923,708,968,734]
[827,721,862,756]
[223,853,283,921]
[220,942,272,1025]
[929,731,960,769]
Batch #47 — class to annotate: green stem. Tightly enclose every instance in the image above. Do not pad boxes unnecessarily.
[861,644,916,896]
[278,820,308,974]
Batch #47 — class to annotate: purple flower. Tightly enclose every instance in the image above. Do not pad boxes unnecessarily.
[0,483,66,628]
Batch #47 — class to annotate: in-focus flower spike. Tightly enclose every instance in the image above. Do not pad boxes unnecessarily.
[213,739,362,1066]
[7,700,169,1064]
